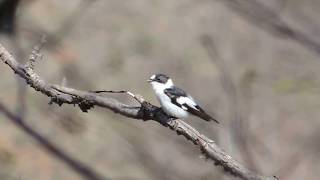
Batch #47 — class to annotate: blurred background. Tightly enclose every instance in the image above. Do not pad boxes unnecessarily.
[0,0,320,180]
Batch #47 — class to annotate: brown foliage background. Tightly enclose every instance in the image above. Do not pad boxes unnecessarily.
[1,0,320,180]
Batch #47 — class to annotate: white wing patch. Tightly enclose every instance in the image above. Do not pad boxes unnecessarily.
[177,96,198,110]
[181,106,188,110]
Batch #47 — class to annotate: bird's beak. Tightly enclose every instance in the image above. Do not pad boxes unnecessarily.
[147,79,153,82]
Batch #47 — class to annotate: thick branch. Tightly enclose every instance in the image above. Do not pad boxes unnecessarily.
[0,43,276,180]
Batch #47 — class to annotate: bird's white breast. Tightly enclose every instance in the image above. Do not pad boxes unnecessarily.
[151,81,189,119]
[160,99,189,118]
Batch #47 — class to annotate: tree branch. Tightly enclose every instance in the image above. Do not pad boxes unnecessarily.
[0,43,276,180]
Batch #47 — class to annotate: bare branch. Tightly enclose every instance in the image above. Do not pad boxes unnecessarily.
[0,43,276,180]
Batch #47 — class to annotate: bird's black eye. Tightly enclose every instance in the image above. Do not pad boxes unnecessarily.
[157,77,164,83]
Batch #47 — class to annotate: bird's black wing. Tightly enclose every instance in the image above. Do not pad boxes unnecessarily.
[164,87,187,98]
[164,86,187,108]
[183,103,219,123]
[164,87,219,123]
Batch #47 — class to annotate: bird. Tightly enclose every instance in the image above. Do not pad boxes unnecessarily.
[147,73,219,123]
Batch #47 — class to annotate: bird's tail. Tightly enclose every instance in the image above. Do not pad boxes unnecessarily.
[201,112,219,124]
[191,105,220,124]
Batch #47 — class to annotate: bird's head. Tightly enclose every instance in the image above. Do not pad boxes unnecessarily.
[147,73,174,90]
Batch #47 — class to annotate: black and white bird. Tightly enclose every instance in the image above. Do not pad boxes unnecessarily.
[148,73,219,123]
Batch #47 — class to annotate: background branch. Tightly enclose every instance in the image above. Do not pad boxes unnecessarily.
[201,34,260,172]
[218,0,320,56]
[0,102,108,180]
